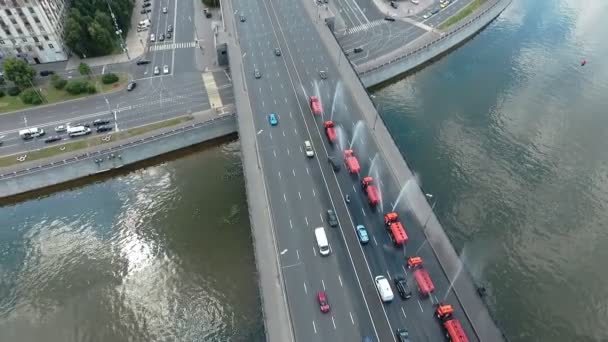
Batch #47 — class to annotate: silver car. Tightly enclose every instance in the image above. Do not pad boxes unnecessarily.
[154,66,160,75]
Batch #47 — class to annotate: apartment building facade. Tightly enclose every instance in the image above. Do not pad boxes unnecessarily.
[0,0,68,64]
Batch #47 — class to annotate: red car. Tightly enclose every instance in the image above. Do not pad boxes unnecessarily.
[310,96,323,115]
[317,291,331,313]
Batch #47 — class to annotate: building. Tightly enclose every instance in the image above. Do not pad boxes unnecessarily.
[0,0,68,64]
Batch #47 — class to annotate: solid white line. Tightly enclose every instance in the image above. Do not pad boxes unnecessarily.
[312,320,317,334]
[338,275,343,287]
[321,279,326,290]
[418,300,424,312]
[331,316,336,329]
[401,307,407,319]
[350,311,355,325]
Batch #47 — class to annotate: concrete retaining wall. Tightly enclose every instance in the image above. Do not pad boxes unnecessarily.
[0,115,237,198]
[359,0,512,88]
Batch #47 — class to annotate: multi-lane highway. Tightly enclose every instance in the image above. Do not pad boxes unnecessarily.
[0,0,231,156]
[230,0,480,340]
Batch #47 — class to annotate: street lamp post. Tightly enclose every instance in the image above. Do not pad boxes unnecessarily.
[370,94,381,130]
[422,193,437,230]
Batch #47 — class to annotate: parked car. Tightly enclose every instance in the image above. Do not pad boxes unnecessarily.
[163,65,169,74]
[142,2,151,8]
[96,125,113,133]
[44,136,62,143]
[154,66,160,75]
[204,9,212,18]
[159,33,165,41]
[136,59,151,65]
[150,33,155,42]
[390,1,398,8]
[39,70,55,76]
[167,24,173,32]
[127,81,136,91]
[140,9,151,14]
[354,47,363,53]
[319,70,327,79]
[166,32,172,39]
[384,16,395,21]
[396,328,411,342]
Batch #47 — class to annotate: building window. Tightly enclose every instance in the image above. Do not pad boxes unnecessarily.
[17,28,23,35]
[0,40,4,44]
[33,37,39,43]
[11,39,16,45]
[27,45,32,51]
[38,45,44,50]
[16,47,22,53]
[4,29,10,35]
[33,16,40,23]
[43,35,49,41]
[22,38,27,43]
[10,18,17,25]
[48,43,53,49]
[28,7,35,14]
[4,9,11,16]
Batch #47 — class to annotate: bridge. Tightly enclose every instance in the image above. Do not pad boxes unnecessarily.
[220,0,505,341]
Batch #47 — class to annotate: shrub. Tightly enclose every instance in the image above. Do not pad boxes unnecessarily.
[0,90,4,97]
[7,86,21,96]
[101,73,119,84]
[65,79,88,95]
[86,83,97,94]
[20,88,43,105]
[51,74,67,89]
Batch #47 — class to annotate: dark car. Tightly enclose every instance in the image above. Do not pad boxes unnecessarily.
[254,69,261,79]
[96,125,113,133]
[44,136,61,143]
[127,81,136,91]
[136,59,151,65]
[431,7,440,14]
[354,47,363,53]
[204,9,212,18]
[384,16,395,21]
[394,276,412,299]
[240,15,246,22]
[166,32,172,39]
[159,33,165,41]
[396,328,411,342]
[390,1,399,9]
[140,9,151,14]
[93,119,110,126]
[142,2,151,8]
[39,70,55,76]
[327,209,338,227]
[274,48,281,56]
[328,156,341,172]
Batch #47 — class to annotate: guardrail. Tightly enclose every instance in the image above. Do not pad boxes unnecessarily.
[358,0,506,75]
[0,115,235,181]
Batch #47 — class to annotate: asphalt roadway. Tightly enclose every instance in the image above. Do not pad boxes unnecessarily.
[0,0,233,156]
[232,0,479,341]
[334,0,476,67]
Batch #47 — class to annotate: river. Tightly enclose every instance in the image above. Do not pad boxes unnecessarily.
[2,0,607,341]
[375,0,608,340]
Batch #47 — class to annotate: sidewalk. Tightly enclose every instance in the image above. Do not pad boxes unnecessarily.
[66,0,148,70]
[372,0,433,18]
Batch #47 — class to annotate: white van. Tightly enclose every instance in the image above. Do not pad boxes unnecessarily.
[138,19,151,27]
[19,127,45,139]
[67,126,91,137]
[314,227,330,256]
[375,275,394,302]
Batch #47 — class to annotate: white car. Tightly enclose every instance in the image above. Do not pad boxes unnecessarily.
[150,33,155,42]
[163,65,169,74]
[304,140,314,157]
[54,125,67,133]
[411,0,419,4]
[154,66,160,75]
[162,7,167,13]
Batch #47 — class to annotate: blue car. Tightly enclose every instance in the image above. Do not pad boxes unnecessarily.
[356,225,369,244]
[268,113,278,126]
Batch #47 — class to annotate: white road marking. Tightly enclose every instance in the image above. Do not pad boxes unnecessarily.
[274,99,277,105]
[373,236,378,246]
[299,191,302,200]
[289,219,293,229]
[278,171,282,179]
[401,307,407,319]
[320,212,324,222]
[321,279,326,290]
[338,275,343,287]
[312,189,316,197]
[257,129,263,134]
[362,208,366,216]
[283,130,286,136]
[283,193,287,202]
[418,300,424,312]
[402,265,408,276]
[305,216,309,226]
[306,167,310,175]
[270,85,273,92]
[259,87,262,93]
[292,169,296,176]
[350,312,355,325]
[386,270,391,280]
[262,101,265,107]
[296,249,300,260]
[294,128,298,135]
[331,316,336,329]
[352,184,357,193]
[287,148,290,155]
[285,97,288,104]
[280,249,288,255]
[304,282,308,294]
[312,321,317,334]
[299,146,303,153]
[290,111,293,118]
[313,246,317,256]
[273,150,277,157]
[269,132,273,140]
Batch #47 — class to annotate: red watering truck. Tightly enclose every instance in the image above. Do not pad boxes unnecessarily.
[343,150,361,174]
[324,121,337,143]
[436,303,469,342]
[384,212,408,246]
[361,176,380,207]
[309,96,323,115]
[413,268,435,296]
[407,256,423,269]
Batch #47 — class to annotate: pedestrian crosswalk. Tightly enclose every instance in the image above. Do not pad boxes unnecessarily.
[149,41,196,52]
[345,20,386,35]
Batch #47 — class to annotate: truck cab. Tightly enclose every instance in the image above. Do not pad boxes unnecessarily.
[407,256,423,269]
[324,120,337,143]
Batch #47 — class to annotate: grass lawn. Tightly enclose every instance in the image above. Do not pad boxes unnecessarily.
[0,116,193,168]
[0,73,129,114]
[438,0,485,30]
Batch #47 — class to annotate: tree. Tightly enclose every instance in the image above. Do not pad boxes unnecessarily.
[3,58,36,89]
[20,88,44,105]
[78,62,91,77]
[101,73,119,84]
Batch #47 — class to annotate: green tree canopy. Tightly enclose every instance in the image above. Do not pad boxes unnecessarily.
[2,57,36,89]
[78,62,91,76]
